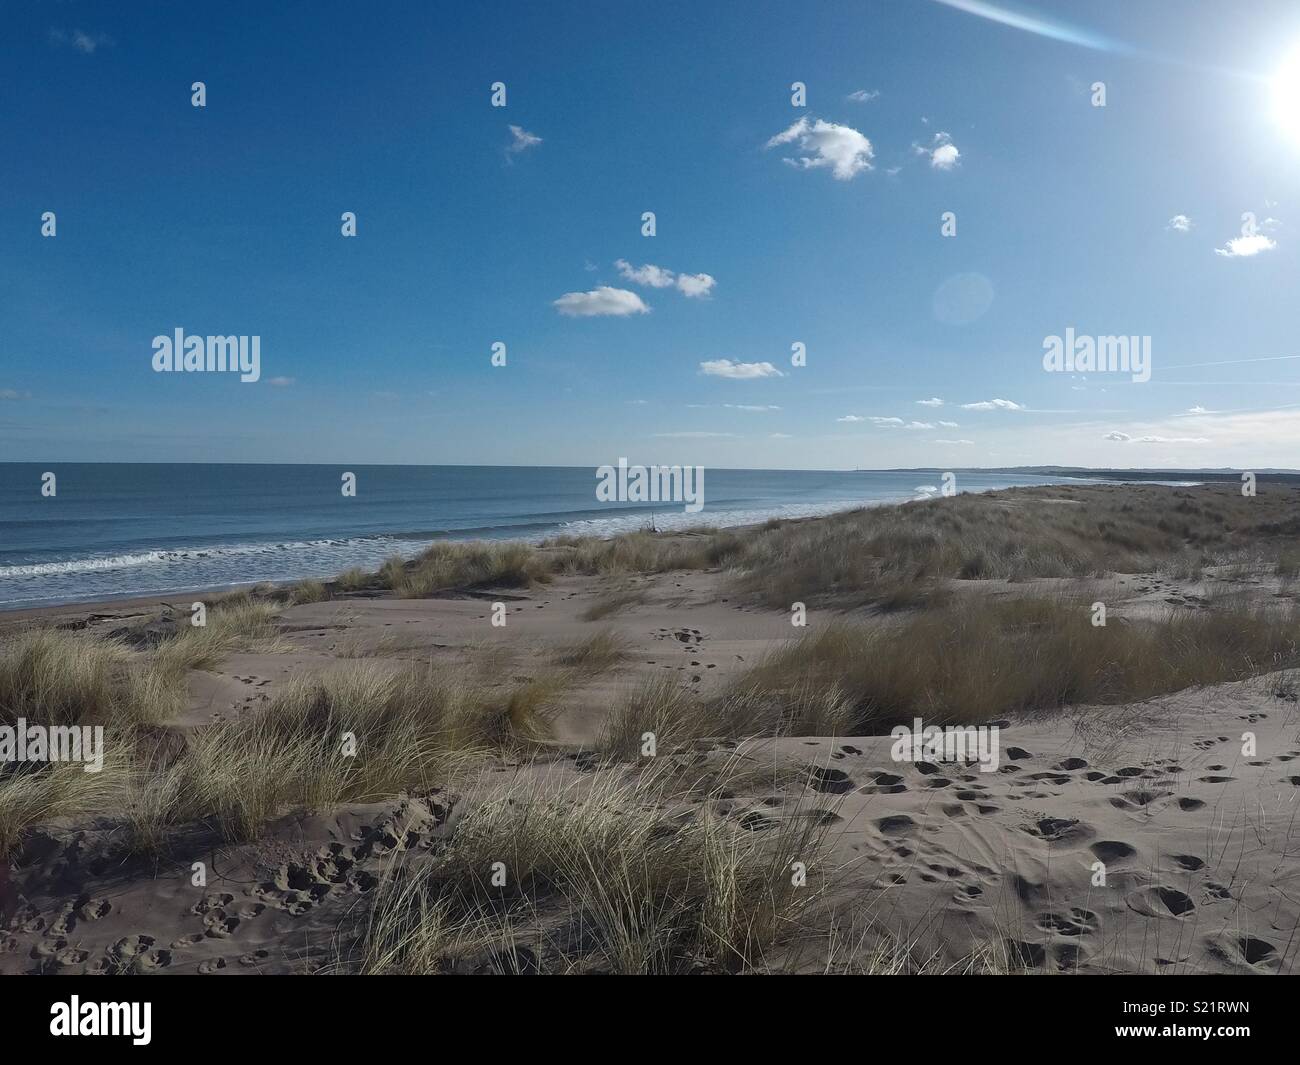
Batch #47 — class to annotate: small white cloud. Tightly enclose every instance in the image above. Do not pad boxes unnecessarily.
[267,376,295,387]
[507,125,542,154]
[766,116,874,180]
[916,397,944,407]
[770,432,793,439]
[553,286,649,317]
[837,414,865,423]
[933,438,974,445]
[51,29,113,53]
[1103,431,1131,441]
[903,421,935,430]
[1215,234,1277,258]
[724,403,780,412]
[868,416,904,426]
[1186,405,1211,414]
[699,359,784,379]
[1167,214,1192,232]
[960,398,1023,411]
[615,260,676,288]
[938,420,959,428]
[616,260,716,298]
[847,89,880,102]
[1134,435,1211,444]
[627,398,649,405]
[916,131,960,170]
[675,272,716,298]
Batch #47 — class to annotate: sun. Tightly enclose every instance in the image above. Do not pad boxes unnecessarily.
[1274,45,1300,142]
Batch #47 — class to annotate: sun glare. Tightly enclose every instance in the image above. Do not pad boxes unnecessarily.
[1274,45,1300,141]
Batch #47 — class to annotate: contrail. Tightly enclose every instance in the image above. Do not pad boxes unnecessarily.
[930,0,1262,81]
[1164,356,1294,369]
[930,0,1137,54]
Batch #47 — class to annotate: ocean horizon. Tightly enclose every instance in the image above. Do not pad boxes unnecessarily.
[0,462,1110,609]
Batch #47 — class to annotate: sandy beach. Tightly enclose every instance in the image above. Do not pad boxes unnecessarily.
[4,481,1300,974]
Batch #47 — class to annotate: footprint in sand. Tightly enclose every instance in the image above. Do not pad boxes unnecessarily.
[1024,817,1094,844]
[1091,840,1136,863]
[858,770,906,795]
[1036,907,1100,937]
[1206,933,1280,972]
[805,765,855,794]
[1126,885,1196,918]
[1109,788,1171,811]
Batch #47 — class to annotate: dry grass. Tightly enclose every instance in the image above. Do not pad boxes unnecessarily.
[141,664,567,845]
[547,530,745,577]
[336,567,373,592]
[600,675,853,759]
[380,543,552,598]
[552,629,626,674]
[289,578,331,605]
[340,761,836,974]
[0,762,117,855]
[0,628,174,728]
[580,584,648,621]
[307,483,1300,614]
[736,595,1300,731]
[151,592,282,676]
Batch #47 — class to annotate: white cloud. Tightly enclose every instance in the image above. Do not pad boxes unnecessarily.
[847,89,880,102]
[51,29,113,53]
[1104,430,1210,444]
[862,416,938,430]
[1185,405,1212,414]
[1167,214,1192,232]
[1215,234,1277,258]
[725,403,780,411]
[916,397,944,407]
[837,414,865,423]
[1133,435,1211,444]
[615,260,676,288]
[267,376,295,387]
[770,432,793,439]
[699,359,784,379]
[916,131,960,170]
[938,420,960,428]
[766,117,874,180]
[960,398,1024,411]
[553,286,649,317]
[615,260,716,299]
[675,272,716,298]
[933,438,974,445]
[507,125,542,154]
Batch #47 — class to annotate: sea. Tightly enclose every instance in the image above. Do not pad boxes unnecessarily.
[0,463,1097,610]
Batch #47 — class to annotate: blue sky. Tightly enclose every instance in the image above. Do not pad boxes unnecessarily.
[4,0,1299,469]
